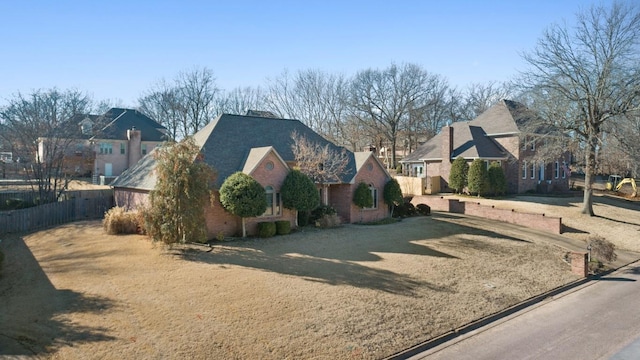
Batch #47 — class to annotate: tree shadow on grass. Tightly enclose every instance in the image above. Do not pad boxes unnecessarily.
[179,215,537,296]
[179,246,446,296]
[0,235,116,356]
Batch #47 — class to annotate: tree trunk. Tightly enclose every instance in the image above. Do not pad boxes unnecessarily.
[581,133,597,216]
[241,217,247,238]
[391,138,397,169]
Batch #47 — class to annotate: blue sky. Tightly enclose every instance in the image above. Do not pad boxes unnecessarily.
[0,0,591,108]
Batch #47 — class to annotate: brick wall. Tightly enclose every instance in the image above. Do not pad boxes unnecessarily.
[330,156,390,224]
[352,157,390,223]
[114,188,150,210]
[568,252,588,277]
[411,195,562,234]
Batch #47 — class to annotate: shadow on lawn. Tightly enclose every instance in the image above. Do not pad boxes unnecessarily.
[0,235,116,356]
[181,215,533,296]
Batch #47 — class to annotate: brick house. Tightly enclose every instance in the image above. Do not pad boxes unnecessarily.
[111,113,391,238]
[37,108,168,183]
[400,100,570,194]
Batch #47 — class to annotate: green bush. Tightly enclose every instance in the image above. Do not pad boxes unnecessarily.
[258,222,277,238]
[310,205,337,222]
[416,203,431,216]
[449,157,469,193]
[0,249,4,274]
[103,207,140,235]
[468,159,489,196]
[275,220,291,235]
[297,210,310,227]
[316,214,341,228]
[488,161,507,196]
[353,182,373,209]
[394,201,417,218]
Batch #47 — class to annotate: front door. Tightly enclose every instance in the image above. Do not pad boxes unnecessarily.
[105,163,112,177]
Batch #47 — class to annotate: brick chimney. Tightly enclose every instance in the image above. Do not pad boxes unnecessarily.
[440,125,454,190]
[441,125,453,164]
[127,127,142,168]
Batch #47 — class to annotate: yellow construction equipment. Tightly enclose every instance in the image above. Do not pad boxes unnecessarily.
[606,175,637,197]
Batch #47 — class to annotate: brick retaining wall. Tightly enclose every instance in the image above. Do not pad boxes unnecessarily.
[411,195,562,234]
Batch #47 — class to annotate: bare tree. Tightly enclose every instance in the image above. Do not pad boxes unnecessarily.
[0,89,94,202]
[177,67,218,135]
[458,81,512,121]
[405,75,456,153]
[349,63,434,168]
[138,80,183,140]
[265,69,350,144]
[290,131,350,204]
[603,110,640,177]
[138,67,218,140]
[521,1,640,215]
[216,86,266,115]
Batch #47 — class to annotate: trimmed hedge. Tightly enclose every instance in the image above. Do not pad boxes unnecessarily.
[275,220,291,235]
[416,204,431,216]
[258,222,277,238]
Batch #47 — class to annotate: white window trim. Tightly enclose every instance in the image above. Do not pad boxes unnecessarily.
[554,161,559,179]
[530,161,535,179]
[522,161,527,179]
[262,186,281,217]
[367,184,378,210]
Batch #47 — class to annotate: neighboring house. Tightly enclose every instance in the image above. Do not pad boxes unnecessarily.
[112,113,392,238]
[400,100,570,194]
[37,108,168,183]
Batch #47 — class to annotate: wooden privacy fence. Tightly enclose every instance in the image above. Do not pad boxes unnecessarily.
[0,189,112,205]
[0,191,114,235]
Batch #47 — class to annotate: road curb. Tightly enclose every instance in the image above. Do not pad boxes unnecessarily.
[385,258,640,360]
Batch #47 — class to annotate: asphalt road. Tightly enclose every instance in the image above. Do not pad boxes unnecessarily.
[412,262,640,360]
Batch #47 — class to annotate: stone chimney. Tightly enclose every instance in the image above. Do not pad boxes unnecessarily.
[127,127,142,168]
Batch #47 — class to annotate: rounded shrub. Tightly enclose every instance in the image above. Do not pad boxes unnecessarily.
[258,222,277,238]
[416,203,431,216]
[275,220,291,235]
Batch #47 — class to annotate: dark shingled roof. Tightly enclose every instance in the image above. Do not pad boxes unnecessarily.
[402,99,541,163]
[113,114,358,189]
[401,123,506,162]
[95,108,168,142]
[195,114,356,187]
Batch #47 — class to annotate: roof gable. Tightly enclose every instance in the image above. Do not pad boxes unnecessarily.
[242,146,289,175]
[352,151,391,183]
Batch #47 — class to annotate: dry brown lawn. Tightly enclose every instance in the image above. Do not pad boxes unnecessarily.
[0,209,594,359]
